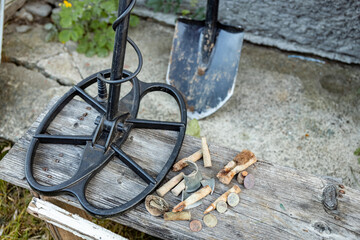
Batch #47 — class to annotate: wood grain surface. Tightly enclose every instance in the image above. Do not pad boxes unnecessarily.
[0,97,359,240]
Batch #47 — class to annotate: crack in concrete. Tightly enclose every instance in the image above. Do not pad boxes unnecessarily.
[6,55,74,87]
[65,49,84,80]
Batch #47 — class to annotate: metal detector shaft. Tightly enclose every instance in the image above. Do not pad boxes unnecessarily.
[107,0,132,121]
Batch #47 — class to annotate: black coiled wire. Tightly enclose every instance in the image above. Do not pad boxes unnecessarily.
[97,0,143,85]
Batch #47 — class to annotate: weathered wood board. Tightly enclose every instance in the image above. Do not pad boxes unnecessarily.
[0,98,359,240]
[27,197,127,240]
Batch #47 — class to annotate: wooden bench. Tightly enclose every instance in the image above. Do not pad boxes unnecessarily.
[0,98,359,239]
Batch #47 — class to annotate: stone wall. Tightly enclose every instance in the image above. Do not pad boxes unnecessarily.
[135,0,360,64]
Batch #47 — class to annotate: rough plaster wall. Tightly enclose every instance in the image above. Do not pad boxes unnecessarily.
[136,0,360,64]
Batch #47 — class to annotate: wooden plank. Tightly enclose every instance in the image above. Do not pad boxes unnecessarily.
[41,195,93,240]
[27,197,127,240]
[0,97,359,240]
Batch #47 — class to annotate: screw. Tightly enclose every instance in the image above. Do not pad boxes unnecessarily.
[94,116,101,125]
[117,123,126,132]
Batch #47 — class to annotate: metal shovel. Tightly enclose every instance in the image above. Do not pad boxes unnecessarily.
[166,0,244,119]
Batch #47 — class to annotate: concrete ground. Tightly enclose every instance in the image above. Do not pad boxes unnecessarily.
[1,19,359,189]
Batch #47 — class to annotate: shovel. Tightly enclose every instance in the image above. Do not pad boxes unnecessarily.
[166,0,244,119]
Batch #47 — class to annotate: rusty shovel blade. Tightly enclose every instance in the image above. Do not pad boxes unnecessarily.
[166,18,244,119]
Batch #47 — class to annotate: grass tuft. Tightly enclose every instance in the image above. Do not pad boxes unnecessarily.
[0,138,159,239]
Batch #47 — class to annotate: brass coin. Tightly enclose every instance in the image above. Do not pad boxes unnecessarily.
[190,220,202,232]
[216,200,227,213]
[244,174,255,189]
[203,214,217,228]
[227,192,240,207]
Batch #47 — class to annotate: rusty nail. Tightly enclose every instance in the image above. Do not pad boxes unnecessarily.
[79,117,84,121]
[338,184,344,189]
[42,167,48,171]
[86,107,91,110]
[339,190,345,194]
[47,175,52,179]
[82,112,88,117]
[334,216,341,220]
[338,193,343,198]
[55,159,60,163]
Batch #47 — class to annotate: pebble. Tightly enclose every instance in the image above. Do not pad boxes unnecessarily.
[189,220,202,232]
[25,2,52,17]
[15,8,34,22]
[227,192,240,207]
[203,214,217,228]
[16,25,32,33]
[216,200,227,213]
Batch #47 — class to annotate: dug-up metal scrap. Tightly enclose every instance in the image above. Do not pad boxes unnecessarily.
[171,160,202,196]
[203,214,217,228]
[201,137,212,167]
[173,185,213,212]
[217,150,257,185]
[145,195,170,216]
[227,192,240,207]
[189,220,202,232]
[164,211,191,221]
[204,185,241,214]
[172,149,202,171]
[237,171,248,184]
[156,172,184,197]
[181,178,216,210]
[243,174,255,189]
[216,200,227,213]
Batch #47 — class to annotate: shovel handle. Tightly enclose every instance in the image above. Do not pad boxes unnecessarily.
[201,0,219,66]
[205,0,219,31]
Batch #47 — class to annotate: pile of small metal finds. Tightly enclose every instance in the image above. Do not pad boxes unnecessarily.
[145,137,257,232]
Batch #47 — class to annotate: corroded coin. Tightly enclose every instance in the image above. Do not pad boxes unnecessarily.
[203,214,217,228]
[244,174,255,189]
[227,192,240,207]
[190,220,202,232]
[216,200,227,213]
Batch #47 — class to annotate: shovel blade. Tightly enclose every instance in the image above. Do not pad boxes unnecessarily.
[167,19,244,119]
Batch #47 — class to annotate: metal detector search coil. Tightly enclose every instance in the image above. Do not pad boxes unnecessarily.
[25,0,187,217]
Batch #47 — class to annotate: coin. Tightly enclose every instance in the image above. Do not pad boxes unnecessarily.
[190,220,202,232]
[237,173,244,184]
[227,192,240,207]
[203,214,217,228]
[216,200,227,213]
[244,174,255,189]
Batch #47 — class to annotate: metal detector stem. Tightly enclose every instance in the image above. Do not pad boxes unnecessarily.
[107,0,132,121]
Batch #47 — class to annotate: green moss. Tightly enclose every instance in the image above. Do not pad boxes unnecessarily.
[185,119,201,138]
